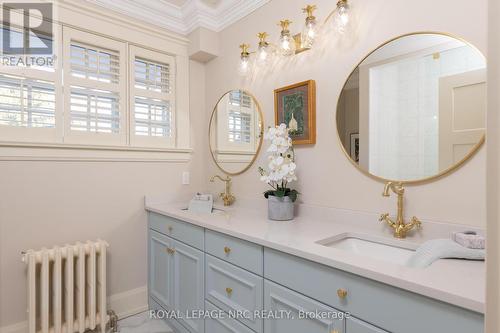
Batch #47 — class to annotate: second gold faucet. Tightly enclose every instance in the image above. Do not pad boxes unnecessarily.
[210,175,235,206]
[379,182,422,239]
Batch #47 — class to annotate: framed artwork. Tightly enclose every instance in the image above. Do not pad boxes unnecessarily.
[274,80,316,145]
[350,133,359,163]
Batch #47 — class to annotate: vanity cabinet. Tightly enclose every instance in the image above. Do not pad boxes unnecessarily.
[148,219,205,333]
[264,280,345,333]
[147,212,484,333]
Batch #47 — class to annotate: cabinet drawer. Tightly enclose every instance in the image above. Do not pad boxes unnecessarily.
[264,248,484,333]
[205,254,263,333]
[205,301,255,333]
[149,212,204,250]
[346,318,387,333]
[205,230,263,275]
[264,280,345,333]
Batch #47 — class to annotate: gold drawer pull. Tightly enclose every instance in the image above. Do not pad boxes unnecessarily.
[166,247,176,255]
[337,288,348,299]
[225,287,233,295]
[224,246,231,254]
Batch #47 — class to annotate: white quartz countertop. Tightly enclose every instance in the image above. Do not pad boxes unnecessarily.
[145,199,485,314]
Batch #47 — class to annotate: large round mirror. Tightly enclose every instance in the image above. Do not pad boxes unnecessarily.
[336,33,486,183]
[209,90,264,175]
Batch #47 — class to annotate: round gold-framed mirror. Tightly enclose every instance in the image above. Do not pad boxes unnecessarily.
[209,90,264,175]
[336,32,486,184]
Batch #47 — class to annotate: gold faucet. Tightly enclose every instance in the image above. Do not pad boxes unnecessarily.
[379,182,422,239]
[210,175,235,206]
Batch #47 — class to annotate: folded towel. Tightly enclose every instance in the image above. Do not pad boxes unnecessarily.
[406,239,485,268]
[452,231,486,249]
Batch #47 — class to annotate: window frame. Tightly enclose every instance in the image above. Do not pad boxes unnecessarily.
[0,23,63,144]
[62,27,128,146]
[129,46,176,148]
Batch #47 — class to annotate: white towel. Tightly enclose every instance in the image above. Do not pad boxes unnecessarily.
[406,239,485,268]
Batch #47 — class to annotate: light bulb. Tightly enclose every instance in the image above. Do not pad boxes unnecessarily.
[334,0,350,34]
[301,5,317,48]
[257,32,270,64]
[278,20,295,56]
[238,43,251,75]
[239,55,250,75]
[302,19,317,48]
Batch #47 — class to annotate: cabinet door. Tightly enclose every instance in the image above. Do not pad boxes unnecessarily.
[264,280,344,333]
[173,239,205,333]
[346,317,388,333]
[149,230,174,309]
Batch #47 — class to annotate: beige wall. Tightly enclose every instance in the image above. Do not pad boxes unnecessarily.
[0,61,207,328]
[206,0,488,226]
[486,0,499,331]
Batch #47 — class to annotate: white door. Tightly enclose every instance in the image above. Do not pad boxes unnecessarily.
[439,69,486,170]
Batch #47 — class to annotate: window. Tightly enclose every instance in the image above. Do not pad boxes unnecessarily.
[228,110,251,143]
[0,74,55,128]
[63,28,126,145]
[0,20,189,157]
[130,46,175,148]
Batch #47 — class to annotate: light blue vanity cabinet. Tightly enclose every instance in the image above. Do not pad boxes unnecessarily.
[148,214,205,333]
[147,212,484,333]
[264,248,484,333]
[264,280,345,333]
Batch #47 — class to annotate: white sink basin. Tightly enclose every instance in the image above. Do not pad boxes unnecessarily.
[316,233,418,266]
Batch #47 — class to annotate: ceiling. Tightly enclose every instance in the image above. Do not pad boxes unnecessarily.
[85,0,269,35]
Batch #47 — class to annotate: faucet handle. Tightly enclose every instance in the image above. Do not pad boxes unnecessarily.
[411,216,422,229]
[379,213,389,222]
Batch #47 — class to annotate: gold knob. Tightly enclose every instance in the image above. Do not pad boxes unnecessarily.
[224,246,231,254]
[166,247,176,255]
[331,330,339,333]
[225,287,233,295]
[337,288,347,299]
[168,226,173,233]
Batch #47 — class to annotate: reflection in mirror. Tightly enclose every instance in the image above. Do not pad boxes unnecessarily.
[337,33,486,182]
[209,90,263,175]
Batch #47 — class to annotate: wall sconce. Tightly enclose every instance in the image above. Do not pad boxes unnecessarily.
[278,20,295,56]
[236,2,355,75]
[257,32,270,63]
[239,43,251,75]
[301,5,318,49]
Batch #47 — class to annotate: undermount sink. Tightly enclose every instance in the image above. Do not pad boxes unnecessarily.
[316,233,418,266]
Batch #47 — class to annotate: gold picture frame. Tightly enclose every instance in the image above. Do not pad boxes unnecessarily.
[274,80,316,145]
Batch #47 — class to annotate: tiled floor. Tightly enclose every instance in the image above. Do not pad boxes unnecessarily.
[119,311,172,333]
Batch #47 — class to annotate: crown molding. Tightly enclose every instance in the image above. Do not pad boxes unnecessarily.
[84,0,270,35]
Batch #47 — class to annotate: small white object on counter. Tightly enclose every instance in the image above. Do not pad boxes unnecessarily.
[187,193,213,214]
[452,231,486,249]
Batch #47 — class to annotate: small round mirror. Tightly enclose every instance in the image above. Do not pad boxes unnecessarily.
[336,33,486,183]
[209,90,264,175]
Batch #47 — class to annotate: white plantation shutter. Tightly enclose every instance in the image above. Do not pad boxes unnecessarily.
[63,28,127,145]
[130,46,175,148]
[228,110,251,143]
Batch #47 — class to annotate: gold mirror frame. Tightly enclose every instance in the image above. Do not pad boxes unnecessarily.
[335,31,486,185]
[209,90,264,176]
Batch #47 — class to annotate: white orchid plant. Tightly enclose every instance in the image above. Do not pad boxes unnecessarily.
[258,124,299,202]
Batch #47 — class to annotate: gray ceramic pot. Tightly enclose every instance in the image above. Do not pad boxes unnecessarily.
[268,195,294,221]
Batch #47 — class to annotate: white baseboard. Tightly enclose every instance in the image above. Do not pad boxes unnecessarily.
[0,286,148,333]
[108,285,149,319]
